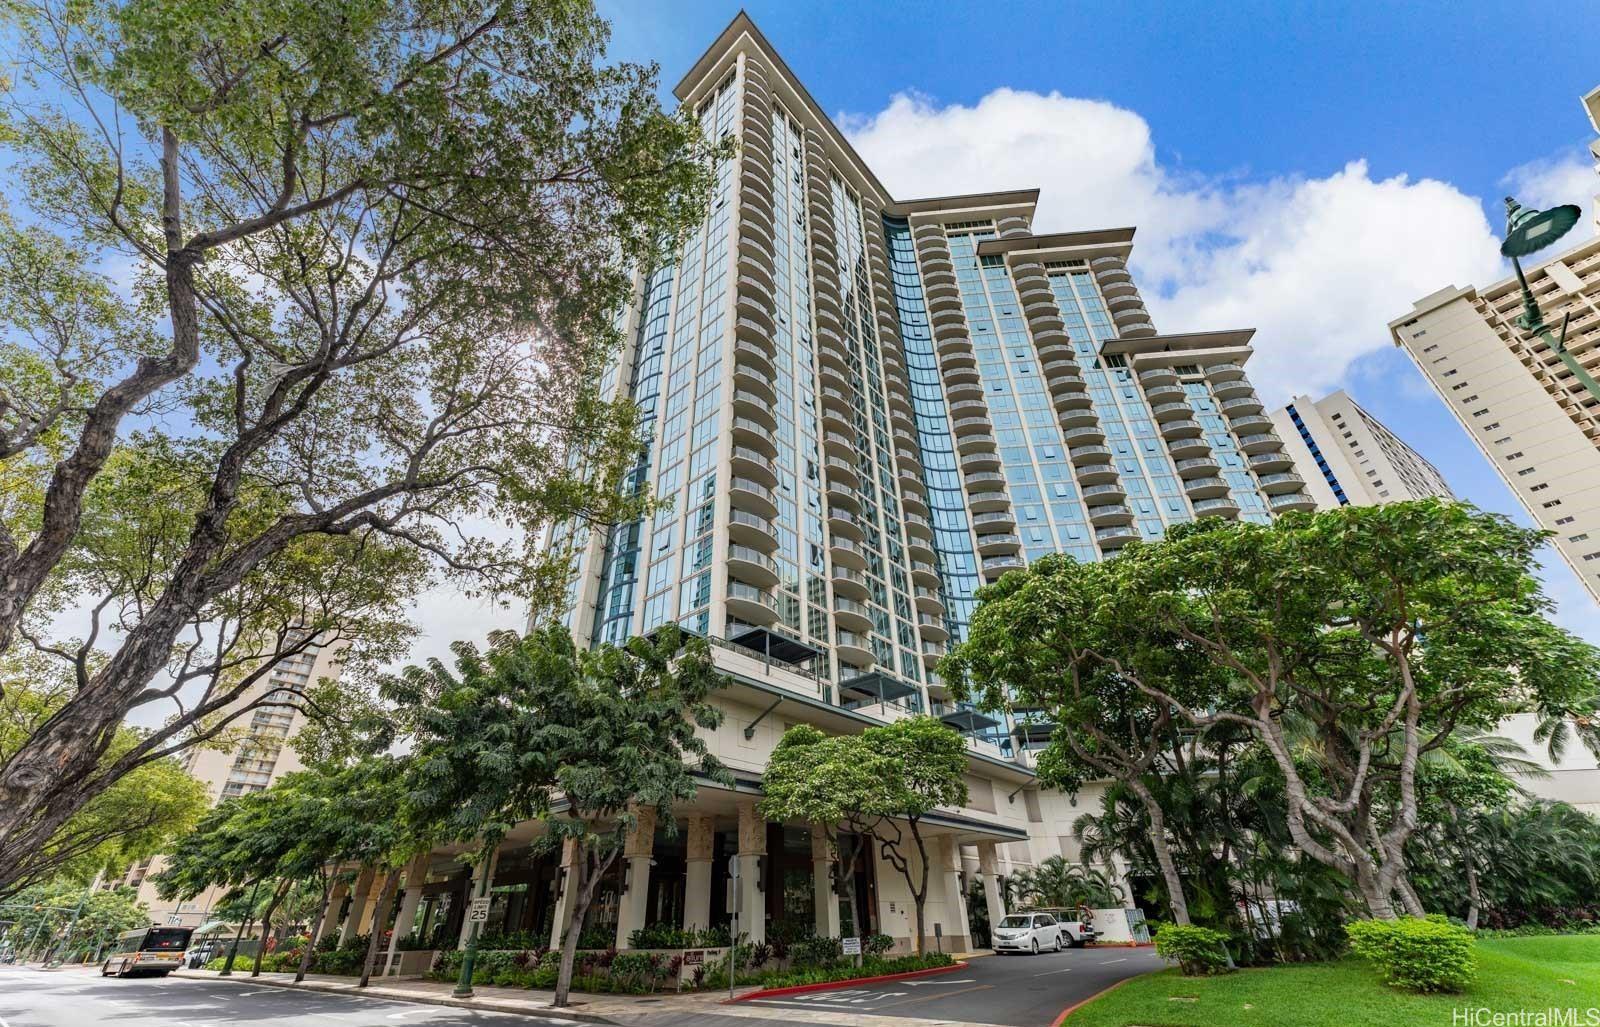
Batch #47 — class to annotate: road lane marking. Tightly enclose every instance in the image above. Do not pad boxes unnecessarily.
[1033,967,1075,976]
[877,982,994,1008]
[387,1011,431,1020]
[903,977,975,985]
[1098,957,1128,964]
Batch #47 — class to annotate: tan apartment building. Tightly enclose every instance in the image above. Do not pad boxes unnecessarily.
[1269,390,1454,510]
[116,634,346,928]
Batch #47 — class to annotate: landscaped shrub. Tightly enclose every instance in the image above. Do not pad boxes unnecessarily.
[1154,923,1232,976]
[864,933,894,956]
[625,922,729,949]
[1346,917,1476,993]
[790,935,844,968]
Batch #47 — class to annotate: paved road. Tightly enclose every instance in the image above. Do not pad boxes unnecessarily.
[742,946,1165,1026]
[0,966,586,1027]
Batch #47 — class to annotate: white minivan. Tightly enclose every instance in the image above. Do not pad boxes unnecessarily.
[992,912,1067,954]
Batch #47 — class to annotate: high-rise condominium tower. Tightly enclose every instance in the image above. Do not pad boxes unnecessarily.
[1270,390,1454,510]
[553,13,1313,745]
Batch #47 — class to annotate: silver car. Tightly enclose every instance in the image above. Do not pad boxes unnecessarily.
[992,912,1065,954]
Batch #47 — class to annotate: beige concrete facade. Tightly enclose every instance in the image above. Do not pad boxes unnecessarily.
[1388,232,1600,607]
[116,635,347,928]
[1269,389,1453,511]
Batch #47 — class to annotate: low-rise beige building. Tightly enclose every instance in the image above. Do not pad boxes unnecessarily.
[1269,390,1453,510]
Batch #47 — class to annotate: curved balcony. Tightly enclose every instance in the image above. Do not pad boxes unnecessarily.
[901,482,930,518]
[835,631,875,669]
[1248,450,1294,473]
[729,476,778,519]
[909,560,941,587]
[964,470,1007,492]
[952,415,993,437]
[1054,389,1093,412]
[976,533,1022,555]
[936,333,975,358]
[1221,395,1264,417]
[1080,482,1126,504]
[730,445,779,486]
[738,251,774,292]
[1151,401,1194,423]
[1174,455,1221,478]
[1237,432,1284,455]
[1229,414,1275,434]
[734,339,775,376]
[822,430,855,458]
[1191,496,1241,518]
[945,381,983,404]
[1205,363,1247,383]
[930,305,966,330]
[919,254,953,274]
[1116,317,1156,337]
[1075,462,1120,486]
[906,536,936,563]
[1166,435,1211,458]
[1063,423,1106,445]
[727,544,780,589]
[1257,471,1308,494]
[1143,384,1187,405]
[738,223,773,264]
[831,567,870,601]
[1269,492,1317,513]
[827,504,864,539]
[915,614,950,645]
[920,640,946,668]
[729,505,777,547]
[913,585,945,615]
[1211,377,1254,400]
[1105,292,1145,313]
[733,363,776,404]
[942,357,980,385]
[1094,524,1140,547]
[1087,503,1134,526]
[731,415,776,453]
[960,448,1001,472]
[956,433,996,455]
[829,535,867,570]
[834,598,874,632]
[825,479,861,512]
[971,509,1015,532]
[726,580,779,625]
[733,390,778,429]
[981,554,1025,577]
[1138,366,1178,387]
[1069,444,1113,466]
[1053,409,1096,433]
[1099,278,1138,299]
[735,315,773,351]
[1182,475,1230,499]
[903,512,934,539]
[1159,418,1203,439]
[825,456,860,489]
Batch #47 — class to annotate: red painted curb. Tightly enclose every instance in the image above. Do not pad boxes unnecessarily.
[1051,974,1136,1026]
[724,959,967,1002]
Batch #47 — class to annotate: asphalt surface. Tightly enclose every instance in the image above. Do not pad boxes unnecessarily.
[743,946,1165,1026]
[0,966,584,1027]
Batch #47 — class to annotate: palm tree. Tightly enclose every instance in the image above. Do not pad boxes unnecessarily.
[1011,856,1125,910]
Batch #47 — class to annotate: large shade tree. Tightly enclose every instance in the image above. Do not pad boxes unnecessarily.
[0,0,725,896]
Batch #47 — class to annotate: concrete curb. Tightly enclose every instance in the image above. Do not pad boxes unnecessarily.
[726,959,966,1002]
[176,969,617,1024]
[1050,974,1138,1025]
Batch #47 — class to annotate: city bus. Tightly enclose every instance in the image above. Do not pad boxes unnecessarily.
[101,925,193,977]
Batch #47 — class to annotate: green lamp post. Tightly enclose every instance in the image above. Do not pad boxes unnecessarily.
[1500,196,1600,404]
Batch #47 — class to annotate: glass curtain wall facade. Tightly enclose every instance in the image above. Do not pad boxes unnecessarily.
[552,28,1313,759]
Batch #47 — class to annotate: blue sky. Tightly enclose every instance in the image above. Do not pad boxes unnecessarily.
[585,0,1600,640]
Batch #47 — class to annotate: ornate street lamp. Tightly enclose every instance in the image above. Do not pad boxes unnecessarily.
[1500,196,1600,403]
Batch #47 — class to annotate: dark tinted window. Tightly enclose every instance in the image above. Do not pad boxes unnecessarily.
[141,929,192,951]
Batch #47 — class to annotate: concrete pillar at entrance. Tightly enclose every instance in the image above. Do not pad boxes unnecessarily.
[316,878,350,944]
[616,808,658,949]
[457,848,500,950]
[937,838,971,952]
[548,838,582,950]
[339,867,377,945]
[736,803,766,944]
[383,853,431,974]
[810,827,840,938]
[682,816,715,933]
[978,842,1006,945]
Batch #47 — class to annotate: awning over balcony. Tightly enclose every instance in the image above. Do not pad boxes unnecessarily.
[727,625,824,666]
[840,671,918,703]
[939,704,1001,733]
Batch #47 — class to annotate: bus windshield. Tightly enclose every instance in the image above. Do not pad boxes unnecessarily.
[140,928,192,952]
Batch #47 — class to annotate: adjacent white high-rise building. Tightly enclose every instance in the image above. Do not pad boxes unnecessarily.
[1269,390,1453,510]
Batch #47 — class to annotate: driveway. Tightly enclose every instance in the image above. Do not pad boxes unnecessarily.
[742,946,1165,1026]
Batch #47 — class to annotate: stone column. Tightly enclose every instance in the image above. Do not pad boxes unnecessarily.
[937,837,971,953]
[811,827,840,938]
[383,852,432,974]
[615,808,658,949]
[736,803,766,944]
[682,816,715,933]
[339,867,376,945]
[547,838,582,950]
[315,877,349,944]
[978,842,1006,944]
[456,848,499,950]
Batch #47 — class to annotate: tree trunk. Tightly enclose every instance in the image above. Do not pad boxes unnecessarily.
[909,821,929,955]
[836,833,865,967]
[1395,874,1425,918]
[1126,778,1189,925]
[553,845,613,1009]
[296,876,332,983]
[252,880,292,977]
[1464,857,1481,932]
[359,870,401,987]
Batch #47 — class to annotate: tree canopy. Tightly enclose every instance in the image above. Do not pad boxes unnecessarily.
[0,0,726,897]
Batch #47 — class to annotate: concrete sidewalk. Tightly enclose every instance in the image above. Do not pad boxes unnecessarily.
[175,966,1002,1027]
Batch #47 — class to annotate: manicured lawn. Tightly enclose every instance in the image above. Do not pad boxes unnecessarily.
[1065,936,1600,1027]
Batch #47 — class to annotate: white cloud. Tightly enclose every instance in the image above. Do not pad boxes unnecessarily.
[1503,150,1597,245]
[842,89,1508,402]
